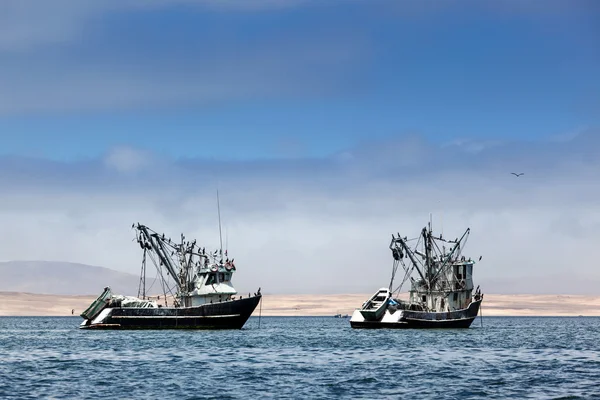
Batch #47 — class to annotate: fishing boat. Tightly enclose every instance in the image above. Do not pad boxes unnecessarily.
[80,222,262,330]
[350,219,483,329]
[334,314,350,318]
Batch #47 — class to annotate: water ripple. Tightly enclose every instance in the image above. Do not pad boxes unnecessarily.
[0,316,599,399]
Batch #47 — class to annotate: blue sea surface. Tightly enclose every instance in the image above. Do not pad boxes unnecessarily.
[0,316,598,399]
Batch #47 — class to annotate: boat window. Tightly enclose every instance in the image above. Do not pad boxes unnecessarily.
[205,274,216,285]
[422,295,426,303]
[453,293,458,301]
[219,272,225,282]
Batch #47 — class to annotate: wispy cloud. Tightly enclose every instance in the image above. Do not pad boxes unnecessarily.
[103,146,155,174]
[3,0,596,117]
[0,129,598,294]
[0,0,597,295]
[0,0,309,52]
[0,0,369,115]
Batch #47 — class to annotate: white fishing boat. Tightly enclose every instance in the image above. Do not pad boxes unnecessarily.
[350,219,483,329]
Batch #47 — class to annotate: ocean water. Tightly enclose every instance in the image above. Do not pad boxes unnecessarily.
[0,316,598,399]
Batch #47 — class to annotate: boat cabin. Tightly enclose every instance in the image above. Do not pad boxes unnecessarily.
[178,263,238,306]
[408,259,475,312]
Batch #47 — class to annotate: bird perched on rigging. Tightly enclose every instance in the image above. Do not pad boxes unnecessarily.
[511,172,524,177]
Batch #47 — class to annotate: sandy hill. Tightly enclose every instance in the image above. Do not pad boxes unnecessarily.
[1,292,599,317]
[0,261,141,296]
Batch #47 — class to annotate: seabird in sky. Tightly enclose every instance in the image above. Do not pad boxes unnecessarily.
[511,172,524,177]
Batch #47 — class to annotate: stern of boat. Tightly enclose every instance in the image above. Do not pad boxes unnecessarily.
[350,305,406,328]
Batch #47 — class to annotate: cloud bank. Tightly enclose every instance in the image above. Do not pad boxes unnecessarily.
[0,129,598,294]
[0,0,596,116]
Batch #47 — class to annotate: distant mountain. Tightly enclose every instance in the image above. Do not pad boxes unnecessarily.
[0,261,142,296]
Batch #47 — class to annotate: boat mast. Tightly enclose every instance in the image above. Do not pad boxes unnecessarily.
[137,224,182,289]
[430,227,470,283]
[179,233,186,291]
[424,226,431,281]
[423,224,433,307]
[217,189,224,262]
[143,248,146,298]
[137,247,147,299]
[388,240,399,291]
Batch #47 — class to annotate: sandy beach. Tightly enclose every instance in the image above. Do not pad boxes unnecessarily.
[251,293,600,317]
[1,291,599,317]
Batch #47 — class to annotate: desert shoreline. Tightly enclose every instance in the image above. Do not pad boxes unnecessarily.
[0,292,599,317]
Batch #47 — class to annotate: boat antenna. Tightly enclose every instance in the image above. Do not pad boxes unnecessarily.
[429,212,432,233]
[217,189,224,260]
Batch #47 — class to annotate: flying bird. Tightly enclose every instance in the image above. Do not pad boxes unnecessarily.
[511,172,524,177]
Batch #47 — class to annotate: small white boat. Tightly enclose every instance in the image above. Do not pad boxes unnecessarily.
[359,288,391,321]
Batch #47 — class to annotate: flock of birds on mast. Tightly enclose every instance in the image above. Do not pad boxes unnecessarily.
[133,223,236,273]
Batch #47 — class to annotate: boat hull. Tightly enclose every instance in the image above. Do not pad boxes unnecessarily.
[80,295,262,330]
[358,288,391,321]
[359,305,387,322]
[350,299,482,329]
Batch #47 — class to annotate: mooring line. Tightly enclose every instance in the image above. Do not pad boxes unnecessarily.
[258,296,262,329]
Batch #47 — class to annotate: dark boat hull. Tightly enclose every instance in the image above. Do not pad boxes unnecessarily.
[80,295,261,330]
[350,299,482,329]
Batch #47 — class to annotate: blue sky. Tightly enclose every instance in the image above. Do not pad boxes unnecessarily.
[0,0,598,160]
[0,0,599,294]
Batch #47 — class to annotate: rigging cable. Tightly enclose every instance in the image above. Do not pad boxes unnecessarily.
[392,259,414,296]
[258,296,262,329]
[146,251,178,305]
